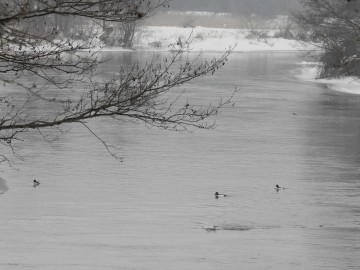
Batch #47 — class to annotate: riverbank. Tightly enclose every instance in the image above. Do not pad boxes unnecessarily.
[299,63,360,95]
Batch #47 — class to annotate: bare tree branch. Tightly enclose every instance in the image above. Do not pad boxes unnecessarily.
[0,0,235,164]
[293,0,360,78]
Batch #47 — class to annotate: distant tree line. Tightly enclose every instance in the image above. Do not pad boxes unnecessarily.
[169,0,300,17]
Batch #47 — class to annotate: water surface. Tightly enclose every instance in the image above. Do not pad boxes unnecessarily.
[0,52,359,270]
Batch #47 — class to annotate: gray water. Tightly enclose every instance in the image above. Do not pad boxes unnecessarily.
[0,52,359,270]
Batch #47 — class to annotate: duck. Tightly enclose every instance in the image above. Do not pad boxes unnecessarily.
[275,184,285,191]
[33,179,40,186]
[214,192,227,198]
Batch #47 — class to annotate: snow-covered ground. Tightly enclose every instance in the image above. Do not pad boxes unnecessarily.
[298,62,360,95]
[104,26,305,52]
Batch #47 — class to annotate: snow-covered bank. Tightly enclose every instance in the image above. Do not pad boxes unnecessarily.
[299,62,360,95]
[105,26,305,52]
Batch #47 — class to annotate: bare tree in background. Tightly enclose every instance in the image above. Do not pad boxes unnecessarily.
[119,21,137,47]
[0,0,233,165]
[293,0,360,78]
[102,21,137,47]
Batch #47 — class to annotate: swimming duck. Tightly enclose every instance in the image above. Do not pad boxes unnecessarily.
[214,192,227,198]
[33,179,40,186]
[275,184,285,191]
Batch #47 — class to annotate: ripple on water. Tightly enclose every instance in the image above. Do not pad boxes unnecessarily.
[203,224,258,232]
[0,177,9,194]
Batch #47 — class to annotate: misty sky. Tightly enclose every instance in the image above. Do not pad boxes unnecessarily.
[168,0,300,16]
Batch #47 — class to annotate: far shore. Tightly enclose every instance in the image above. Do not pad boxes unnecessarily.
[103,26,306,53]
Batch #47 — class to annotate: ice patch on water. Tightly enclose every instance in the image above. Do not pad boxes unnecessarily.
[203,225,222,232]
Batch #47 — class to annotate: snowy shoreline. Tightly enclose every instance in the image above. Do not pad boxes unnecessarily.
[298,63,360,95]
[103,26,307,53]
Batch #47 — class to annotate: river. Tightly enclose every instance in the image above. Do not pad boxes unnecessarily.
[0,51,359,269]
